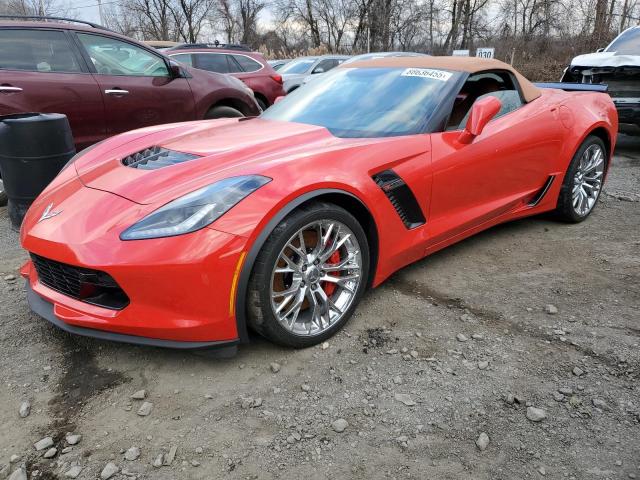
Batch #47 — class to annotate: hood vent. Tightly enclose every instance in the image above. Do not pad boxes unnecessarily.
[122,146,200,170]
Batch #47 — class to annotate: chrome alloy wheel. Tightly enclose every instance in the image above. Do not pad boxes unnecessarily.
[572,144,605,217]
[270,220,362,336]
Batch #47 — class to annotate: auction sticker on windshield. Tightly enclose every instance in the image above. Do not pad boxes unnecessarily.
[401,68,452,81]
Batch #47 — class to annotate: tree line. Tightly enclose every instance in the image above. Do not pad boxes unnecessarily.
[2,0,638,80]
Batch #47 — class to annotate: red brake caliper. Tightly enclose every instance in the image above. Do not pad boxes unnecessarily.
[322,251,341,296]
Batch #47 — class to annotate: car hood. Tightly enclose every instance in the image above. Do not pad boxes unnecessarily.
[74,118,351,205]
[571,51,640,68]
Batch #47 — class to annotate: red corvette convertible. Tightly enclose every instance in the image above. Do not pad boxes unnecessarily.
[20,57,617,353]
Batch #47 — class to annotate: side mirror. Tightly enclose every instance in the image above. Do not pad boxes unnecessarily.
[274,96,285,104]
[169,61,184,78]
[596,47,605,52]
[458,96,502,144]
[312,67,324,74]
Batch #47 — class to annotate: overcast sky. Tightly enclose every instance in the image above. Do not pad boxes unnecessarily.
[67,0,274,31]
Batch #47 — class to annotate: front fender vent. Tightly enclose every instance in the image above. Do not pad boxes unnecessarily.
[372,169,426,229]
[122,146,200,170]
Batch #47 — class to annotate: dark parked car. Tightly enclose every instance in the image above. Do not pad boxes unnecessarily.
[167,43,286,110]
[0,17,260,149]
[0,17,260,206]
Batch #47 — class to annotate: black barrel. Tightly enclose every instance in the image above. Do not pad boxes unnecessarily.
[0,113,76,230]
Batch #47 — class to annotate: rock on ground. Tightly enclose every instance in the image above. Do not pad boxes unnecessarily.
[33,437,54,451]
[394,393,416,406]
[64,466,82,479]
[100,462,119,480]
[332,418,349,433]
[8,468,27,480]
[124,446,140,461]
[65,434,81,445]
[476,432,490,451]
[137,401,153,416]
[18,401,30,418]
[526,407,548,422]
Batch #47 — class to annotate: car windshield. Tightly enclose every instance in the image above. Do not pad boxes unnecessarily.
[343,52,423,65]
[262,67,457,138]
[279,58,316,74]
[605,28,640,54]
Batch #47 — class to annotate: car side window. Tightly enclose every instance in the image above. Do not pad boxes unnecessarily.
[226,55,243,73]
[232,54,262,72]
[170,53,193,67]
[194,53,229,73]
[313,59,338,73]
[0,29,82,73]
[446,71,524,130]
[77,33,169,77]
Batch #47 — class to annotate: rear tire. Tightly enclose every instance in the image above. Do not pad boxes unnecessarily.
[204,106,244,119]
[555,135,607,223]
[247,202,369,348]
[256,97,268,111]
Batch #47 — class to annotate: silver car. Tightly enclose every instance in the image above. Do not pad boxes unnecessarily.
[280,55,349,93]
[300,51,428,87]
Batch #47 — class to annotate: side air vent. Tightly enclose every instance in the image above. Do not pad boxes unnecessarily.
[122,146,200,170]
[528,175,556,206]
[372,170,426,229]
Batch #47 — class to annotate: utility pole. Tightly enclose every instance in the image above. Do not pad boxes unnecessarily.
[367,11,370,53]
[97,0,104,25]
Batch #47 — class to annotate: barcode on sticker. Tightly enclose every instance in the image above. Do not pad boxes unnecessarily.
[401,68,452,81]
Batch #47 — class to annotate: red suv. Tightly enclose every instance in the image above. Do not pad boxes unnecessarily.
[167,44,286,110]
[0,18,261,152]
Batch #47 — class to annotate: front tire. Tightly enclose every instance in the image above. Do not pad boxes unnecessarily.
[0,176,6,207]
[247,202,369,348]
[555,135,607,222]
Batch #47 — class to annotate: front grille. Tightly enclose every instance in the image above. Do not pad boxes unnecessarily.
[31,254,129,310]
[122,146,200,170]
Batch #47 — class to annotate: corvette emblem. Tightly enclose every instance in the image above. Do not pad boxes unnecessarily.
[38,203,62,223]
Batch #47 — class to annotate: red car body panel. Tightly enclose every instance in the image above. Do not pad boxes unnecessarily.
[167,48,286,107]
[0,21,260,151]
[20,82,617,345]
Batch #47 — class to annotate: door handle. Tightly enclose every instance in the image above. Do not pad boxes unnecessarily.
[0,86,23,93]
[105,88,129,96]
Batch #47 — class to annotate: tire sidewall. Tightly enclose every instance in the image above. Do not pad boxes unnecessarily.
[253,204,370,348]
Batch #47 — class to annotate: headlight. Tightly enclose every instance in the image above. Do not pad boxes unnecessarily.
[120,175,271,240]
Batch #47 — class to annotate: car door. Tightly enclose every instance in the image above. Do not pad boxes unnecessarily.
[427,71,563,248]
[74,32,196,136]
[0,27,105,150]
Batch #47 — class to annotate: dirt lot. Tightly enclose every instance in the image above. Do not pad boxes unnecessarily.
[0,135,638,480]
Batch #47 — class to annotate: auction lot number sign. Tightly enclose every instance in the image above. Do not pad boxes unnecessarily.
[475,48,495,58]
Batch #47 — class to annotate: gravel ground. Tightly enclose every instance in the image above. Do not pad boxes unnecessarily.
[0,135,638,480]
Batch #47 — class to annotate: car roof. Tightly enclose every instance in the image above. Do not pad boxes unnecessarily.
[341,56,541,102]
[0,20,114,33]
[0,20,155,47]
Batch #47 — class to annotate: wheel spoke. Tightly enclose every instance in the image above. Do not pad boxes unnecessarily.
[272,281,301,299]
[275,293,295,314]
[279,252,301,273]
[286,241,306,260]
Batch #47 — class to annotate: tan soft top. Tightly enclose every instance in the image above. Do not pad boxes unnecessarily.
[339,56,541,103]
